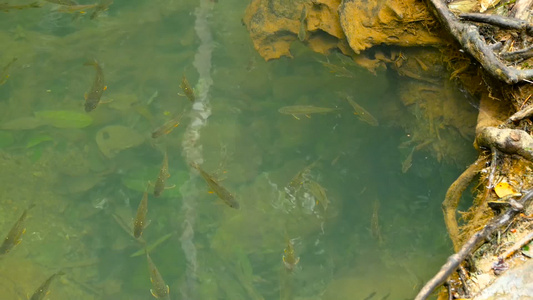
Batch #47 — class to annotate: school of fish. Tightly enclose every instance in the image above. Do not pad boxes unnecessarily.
[0,1,425,299]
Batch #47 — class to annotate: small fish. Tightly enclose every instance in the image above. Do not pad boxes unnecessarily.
[151,112,183,139]
[83,59,106,112]
[44,0,78,5]
[90,0,112,19]
[380,292,391,300]
[0,204,35,255]
[0,2,41,12]
[282,239,300,272]
[30,271,65,300]
[56,3,97,13]
[316,57,354,78]
[146,251,170,300]
[279,105,338,120]
[342,95,379,126]
[0,57,17,85]
[363,291,377,300]
[297,5,307,42]
[179,75,195,103]
[287,159,318,193]
[153,151,170,197]
[133,191,149,238]
[401,147,415,173]
[190,162,239,209]
[370,199,383,245]
[306,180,329,211]
[414,56,429,71]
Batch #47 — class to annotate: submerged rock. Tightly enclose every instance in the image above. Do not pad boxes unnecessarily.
[95,125,144,158]
[243,0,347,60]
[339,0,443,54]
[243,0,445,60]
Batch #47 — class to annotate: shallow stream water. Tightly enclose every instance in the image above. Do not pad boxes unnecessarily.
[0,1,478,299]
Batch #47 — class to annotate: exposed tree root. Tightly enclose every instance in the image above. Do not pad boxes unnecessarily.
[442,156,486,251]
[425,0,533,84]
[476,127,533,161]
[415,189,533,300]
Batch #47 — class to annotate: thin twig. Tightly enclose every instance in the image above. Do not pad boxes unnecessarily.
[458,265,470,298]
[445,283,453,300]
[519,94,532,110]
[499,230,533,260]
[487,147,498,189]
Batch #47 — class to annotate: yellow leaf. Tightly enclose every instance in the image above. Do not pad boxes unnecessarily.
[494,181,516,198]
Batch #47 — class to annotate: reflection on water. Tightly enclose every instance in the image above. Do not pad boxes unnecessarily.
[0,0,477,299]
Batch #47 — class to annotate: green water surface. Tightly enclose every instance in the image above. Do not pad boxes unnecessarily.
[0,1,478,299]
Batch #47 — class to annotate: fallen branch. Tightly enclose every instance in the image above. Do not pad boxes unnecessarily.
[458,13,533,35]
[508,103,533,122]
[500,46,533,62]
[415,189,533,300]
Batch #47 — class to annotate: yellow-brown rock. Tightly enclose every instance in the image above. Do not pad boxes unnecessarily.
[307,33,339,55]
[338,0,444,53]
[307,0,344,39]
[243,0,296,60]
[244,0,446,61]
[243,0,346,60]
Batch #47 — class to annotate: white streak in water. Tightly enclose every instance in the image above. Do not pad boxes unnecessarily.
[179,0,215,299]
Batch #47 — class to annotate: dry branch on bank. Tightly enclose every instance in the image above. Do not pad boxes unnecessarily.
[416,190,533,300]
[508,103,533,122]
[459,13,533,34]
